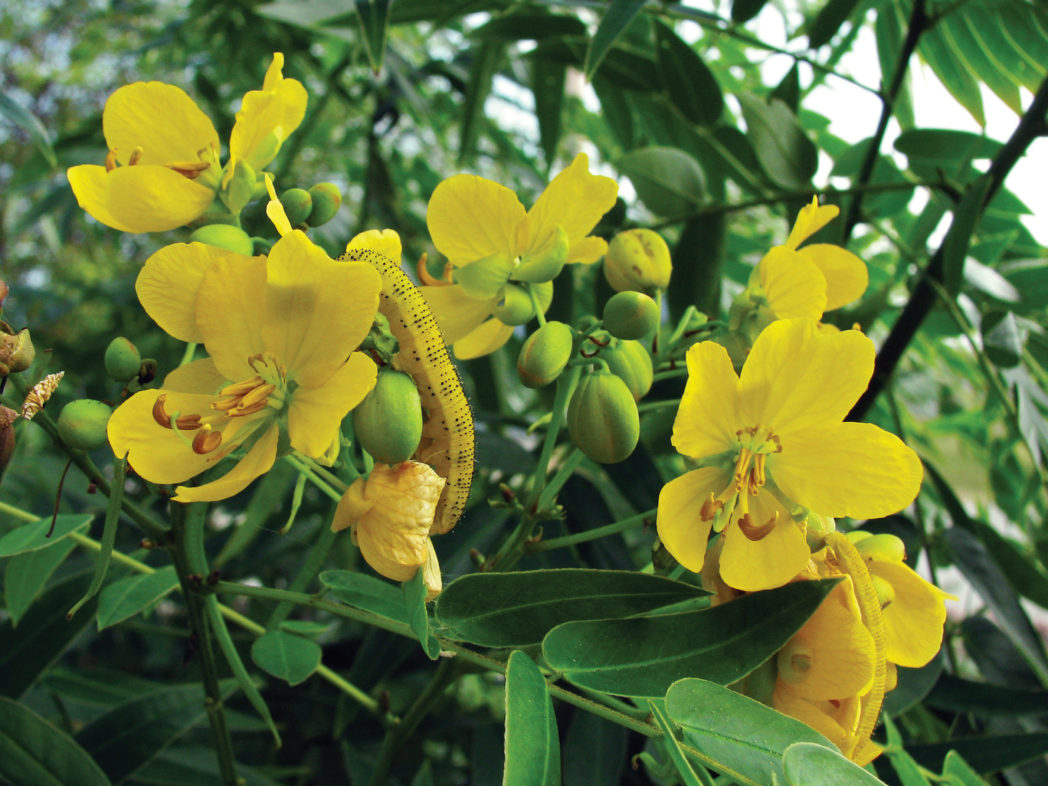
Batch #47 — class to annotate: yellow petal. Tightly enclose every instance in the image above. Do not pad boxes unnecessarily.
[719,492,809,591]
[871,561,953,668]
[656,468,724,572]
[288,352,377,458]
[229,53,308,170]
[195,254,269,381]
[67,165,138,233]
[105,165,216,232]
[739,319,874,434]
[102,82,218,165]
[331,478,373,532]
[526,153,618,255]
[773,684,849,750]
[420,285,496,345]
[671,340,741,459]
[107,390,215,483]
[426,174,526,265]
[163,358,227,393]
[799,244,868,310]
[422,538,443,599]
[137,242,233,343]
[261,231,381,388]
[567,235,609,265]
[347,229,403,263]
[772,422,923,519]
[784,196,839,250]
[173,424,279,502]
[452,318,514,359]
[758,246,827,320]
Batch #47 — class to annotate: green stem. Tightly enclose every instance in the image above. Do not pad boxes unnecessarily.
[535,448,585,512]
[284,454,346,502]
[525,509,655,554]
[67,455,127,619]
[638,399,681,414]
[525,365,581,510]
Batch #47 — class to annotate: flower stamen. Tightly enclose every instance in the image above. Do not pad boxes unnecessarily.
[191,425,222,454]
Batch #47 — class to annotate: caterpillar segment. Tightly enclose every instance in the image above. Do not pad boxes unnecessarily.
[341,247,475,534]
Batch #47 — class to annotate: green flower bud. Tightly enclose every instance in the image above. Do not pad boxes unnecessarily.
[602,339,653,401]
[307,182,342,226]
[603,291,660,340]
[493,284,536,326]
[104,337,142,383]
[604,229,672,294]
[190,224,254,256]
[513,225,568,283]
[352,370,423,464]
[517,321,573,388]
[854,533,907,564]
[57,399,112,451]
[0,324,35,376]
[280,188,313,228]
[567,370,640,464]
[844,530,872,544]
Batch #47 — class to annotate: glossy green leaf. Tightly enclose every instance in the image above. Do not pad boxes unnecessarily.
[435,569,707,647]
[883,715,932,786]
[894,129,1002,164]
[919,24,985,125]
[939,10,1022,114]
[543,580,838,697]
[320,569,409,624]
[96,567,179,630]
[737,94,817,190]
[530,56,566,166]
[649,700,710,786]
[941,751,987,786]
[883,654,943,716]
[926,674,1048,716]
[0,93,57,167]
[355,0,392,73]
[992,0,1048,91]
[807,0,862,48]
[907,733,1048,776]
[731,0,768,24]
[562,709,627,786]
[250,630,322,685]
[665,678,834,786]
[873,0,913,128]
[0,513,92,556]
[583,0,646,80]
[3,538,77,625]
[653,21,722,127]
[941,175,991,296]
[403,569,440,659]
[617,146,706,217]
[472,12,586,41]
[503,651,560,785]
[782,742,886,785]
[458,39,502,163]
[0,696,111,786]
[75,680,237,783]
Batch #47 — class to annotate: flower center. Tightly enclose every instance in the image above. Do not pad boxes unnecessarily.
[105,143,220,181]
[700,425,782,536]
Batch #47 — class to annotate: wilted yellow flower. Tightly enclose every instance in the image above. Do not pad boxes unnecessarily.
[421,153,618,359]
[331,461,445,598]
[107,231,380,501]
[657,319,922,591]
[68,53,306,233]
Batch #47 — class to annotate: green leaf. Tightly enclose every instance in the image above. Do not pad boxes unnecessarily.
[894,129,1002,164]
[782,742,886,785]
[807,0,863,49]
[926,674,1048,717]
[653,21,722,127]
[907,733,1048,776]
[665,678,835,786]
[941,174,992,296]
[250,630,322,686]
[403,569,440,659]
[0,696,111,786]
[737,94,817,190]
[0,93,57,167]
[503,651,560,786]
[941,750,987,786]
[617,146,706,217]
[472,12,586,41]
[355,0,392,73]
[134,744,282,786]
[982,311,1023,367]
[731,0,769,24]
[320,569,410,624]
[435,569,707,647]
[583,0,646,80]
[96,567,179,630]
[939,9,1023,114]
[882,654,943,716]
[562,709,627,785]
[542,580,838,697]
[74,680,237,783]
[0,513,92,556]
[278,620,331,636]
[919,24,985,125]
[458,39,502,164]
[670,214,724,321]
[649,700,710,786]
[531,56,566,167]
[883,715,932,786]
[3,538,77,625]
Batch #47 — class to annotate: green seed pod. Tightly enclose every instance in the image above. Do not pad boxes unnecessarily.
[57,399,112,451]
[307,182,342,226]
[190,224,254,256]
[517,321,573,388]
[567,371,640,464]
[604,229,672,294]
[601,339,653,401]
[104,337,142,383]
[603,291,660,340]
[854,533,907,564]
[280,187,313,228]
[493,284,535,326]
[353,370,423,464]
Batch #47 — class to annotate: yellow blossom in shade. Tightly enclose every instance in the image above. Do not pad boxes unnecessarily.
[420,153,618,359]
[331,461,446,598]
[68,53,306,233]
[657,318,923,592]
[107,231,380,502]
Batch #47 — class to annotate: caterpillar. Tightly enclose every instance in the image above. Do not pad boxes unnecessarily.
[342,247,475,534]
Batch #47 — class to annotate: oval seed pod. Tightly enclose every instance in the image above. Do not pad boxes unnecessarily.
[307,183,342,226]
[603,291,659,340]
[602,339,653,401]
[189,224,254,256]
[604,228,672,293]
[353,370,424,464]
[517,321,573,388]
[567,371,640,464]
[104,337,142,383]
[280,187,313,228]
[57,399,112,451]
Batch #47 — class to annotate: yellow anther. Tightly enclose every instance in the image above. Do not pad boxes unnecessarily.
[105,149,119,171]
[191,426,223,455]
[128,146,144,166]
[738,511,778,541]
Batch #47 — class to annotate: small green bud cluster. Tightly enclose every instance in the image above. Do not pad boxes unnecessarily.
[280,183,342,229]
[567,371,640,464]
[104,337,155,387]
[353,369,424,464]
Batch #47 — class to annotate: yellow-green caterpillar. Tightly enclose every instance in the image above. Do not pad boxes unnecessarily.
[342,247,475,534]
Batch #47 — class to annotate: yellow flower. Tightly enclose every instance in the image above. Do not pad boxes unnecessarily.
[331,461,445,598]
[107,231,380,501]
[68,53,306,233]
[656,319,922,591]
[421,153,618,359]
